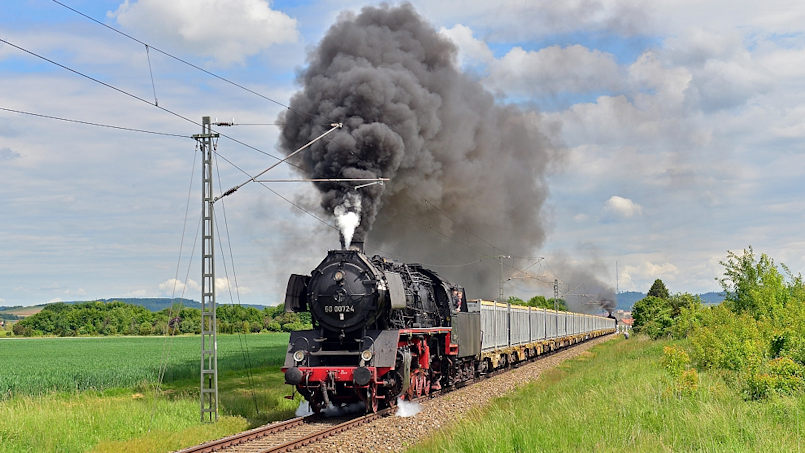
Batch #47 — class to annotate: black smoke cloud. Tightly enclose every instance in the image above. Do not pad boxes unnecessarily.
[279,4,558,298]
[549,252,617,314]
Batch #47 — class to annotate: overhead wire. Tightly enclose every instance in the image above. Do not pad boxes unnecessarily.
[0,106,189,138]
[0,36,298,166]
[50,0,317,122]
[2,35,336,232]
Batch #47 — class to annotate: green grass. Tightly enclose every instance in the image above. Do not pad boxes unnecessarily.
[412,337,805,452]
[0,333,302,452]
[0,333,289,395]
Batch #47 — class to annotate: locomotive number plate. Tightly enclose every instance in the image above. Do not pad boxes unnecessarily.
[324,305,355,313]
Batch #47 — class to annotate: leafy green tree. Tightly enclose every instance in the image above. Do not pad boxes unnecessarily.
[507,296,525,305]
[526,295,547,308]
[719,247,790,320]
[547,298,567,311]
[647,279,670,299]
[632,296,673,339]
[670,295,705,339]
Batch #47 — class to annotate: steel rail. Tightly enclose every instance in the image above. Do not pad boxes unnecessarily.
[173,416,308,453]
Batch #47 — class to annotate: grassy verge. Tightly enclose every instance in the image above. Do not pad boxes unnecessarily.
[0,333,302,452]
[412,336,804,452]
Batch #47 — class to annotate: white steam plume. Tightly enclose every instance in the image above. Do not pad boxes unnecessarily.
[334,193,361,248]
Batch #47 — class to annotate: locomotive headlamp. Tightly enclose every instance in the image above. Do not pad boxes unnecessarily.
[360,349,373,362]
[293,350,305,363]
[333,270,344,282]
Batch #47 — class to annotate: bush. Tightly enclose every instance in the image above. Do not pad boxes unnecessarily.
[281,321,307,332]
[663,345,690,378]
[679,369,699,394]
[688,305,765,371]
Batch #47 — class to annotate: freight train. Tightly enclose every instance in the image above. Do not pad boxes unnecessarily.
[282,244,615,413]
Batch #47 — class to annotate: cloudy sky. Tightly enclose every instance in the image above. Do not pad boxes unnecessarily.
[2,0,804,307]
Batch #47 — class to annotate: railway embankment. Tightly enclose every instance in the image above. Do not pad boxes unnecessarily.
[413,335,804,452]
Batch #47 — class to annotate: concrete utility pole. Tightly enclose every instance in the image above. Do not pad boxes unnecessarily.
[194,116,219,423]
[554,278,560,334]
[498,255,511,302]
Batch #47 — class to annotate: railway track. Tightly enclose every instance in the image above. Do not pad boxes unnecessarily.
[175,408,394,453]
[176,334,611,453]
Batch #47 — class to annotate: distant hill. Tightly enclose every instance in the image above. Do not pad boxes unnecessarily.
[699,292,727,304]
[613,292,643,310]
[614,291,726,311]
[0,298,272,316]
[65,298,273,312]
[0,305,44,319]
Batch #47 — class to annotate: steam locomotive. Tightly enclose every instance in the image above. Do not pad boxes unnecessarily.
[282,243,615,413]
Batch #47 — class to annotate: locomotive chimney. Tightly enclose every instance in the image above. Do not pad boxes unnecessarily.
[338,231,365,252]
[349,231,365,253]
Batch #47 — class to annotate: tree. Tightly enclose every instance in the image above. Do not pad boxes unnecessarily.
[719,246,789,319]
[632,296,673,339]
[507,296,525,305]
[647,279,670,299]
[526,296,548,308]
[547,298,568,311]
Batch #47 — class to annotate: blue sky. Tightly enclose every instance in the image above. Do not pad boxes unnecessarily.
[2,0,805,307]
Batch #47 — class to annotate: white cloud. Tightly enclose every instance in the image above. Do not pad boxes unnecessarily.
[420,0,651,41]
[112,0,299,65]
[620,261,679,290]
[440,25,623,97]
[487,45,624,96]
[604,196,642,218]
[439,24,494,67]
[159,278,200,295]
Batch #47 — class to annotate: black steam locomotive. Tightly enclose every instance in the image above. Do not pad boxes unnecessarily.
[282,244,615,413]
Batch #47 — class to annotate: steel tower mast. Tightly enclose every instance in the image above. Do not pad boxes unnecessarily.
[194,116,219,422]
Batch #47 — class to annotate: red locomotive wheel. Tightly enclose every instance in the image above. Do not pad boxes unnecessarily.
[365,383,379,413]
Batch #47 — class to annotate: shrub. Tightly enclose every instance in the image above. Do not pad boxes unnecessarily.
[688,305,765,371]
[281,321,307,332]
[662,345,690,378]
[678,369,699,395]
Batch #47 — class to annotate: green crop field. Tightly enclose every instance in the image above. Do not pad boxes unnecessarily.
[0,333,300,452]
[0,333,290,396]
